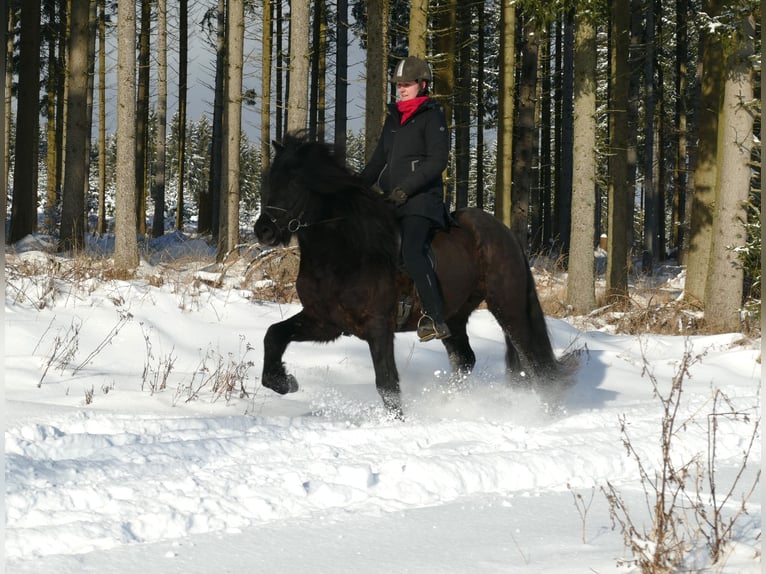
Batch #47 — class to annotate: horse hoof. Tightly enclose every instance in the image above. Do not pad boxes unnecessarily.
[262,373,299,395]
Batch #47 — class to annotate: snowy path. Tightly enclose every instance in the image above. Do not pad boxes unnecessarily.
[5,276,761,573]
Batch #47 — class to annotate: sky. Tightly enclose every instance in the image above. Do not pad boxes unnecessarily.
[4,230,762,573]
[98,2,370,142]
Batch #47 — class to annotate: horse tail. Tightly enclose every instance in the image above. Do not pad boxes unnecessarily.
[523,260,560,376]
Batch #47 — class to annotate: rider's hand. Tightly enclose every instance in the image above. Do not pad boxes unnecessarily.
[386,187,408,207]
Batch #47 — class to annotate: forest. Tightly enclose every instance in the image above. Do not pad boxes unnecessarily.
[0,0,762,334]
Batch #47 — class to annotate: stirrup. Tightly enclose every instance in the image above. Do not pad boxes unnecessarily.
[416,314,451,342]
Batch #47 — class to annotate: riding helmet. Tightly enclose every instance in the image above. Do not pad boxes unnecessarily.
[391,56,432,84]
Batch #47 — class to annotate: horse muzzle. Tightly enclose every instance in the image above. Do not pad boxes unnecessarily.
[255,213,290,246]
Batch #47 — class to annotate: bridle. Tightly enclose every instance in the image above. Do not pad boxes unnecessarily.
[261,205,345,234]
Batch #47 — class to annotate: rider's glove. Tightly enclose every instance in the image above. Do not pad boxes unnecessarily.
[386,187,408,207]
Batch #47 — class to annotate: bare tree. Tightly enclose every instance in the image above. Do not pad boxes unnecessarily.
[567,8,597,314]
[135,0,151,236]
[364,0,387,160]
[261,0,273,173]
[176,0,188,231]
[333,0,348,159]
[286,0,309,132]
[218,0,245,259]
[512,14,539,250]
[494,1,515,228]
[605,0,631,301]
[152,0,168,238]
[114,0,139,273]
[408,0,427,57]
[9,0,41,244]
[704,9,755,332]
[685,0,724,305]
[97,0,107,235]
[59,0,91,252]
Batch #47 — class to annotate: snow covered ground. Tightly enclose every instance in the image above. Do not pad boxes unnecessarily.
[3,234,762,573]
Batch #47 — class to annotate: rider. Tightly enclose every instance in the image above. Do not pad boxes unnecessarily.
[361,55,451,342]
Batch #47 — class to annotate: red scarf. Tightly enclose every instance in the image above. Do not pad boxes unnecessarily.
[396,96,429,125]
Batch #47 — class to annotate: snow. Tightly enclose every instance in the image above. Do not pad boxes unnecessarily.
[3,234,762,573]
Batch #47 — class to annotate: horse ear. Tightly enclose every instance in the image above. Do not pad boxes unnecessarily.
[272,140,283,152]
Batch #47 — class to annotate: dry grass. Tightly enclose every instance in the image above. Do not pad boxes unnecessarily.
[6,244,759,339]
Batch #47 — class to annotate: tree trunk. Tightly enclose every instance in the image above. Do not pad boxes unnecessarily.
[275,1,284,141]
[556,12,573,254]
[672,0,688,260]
[567,10,597,314]
[703,10,754,332]
[44,0,58,234]
[453,0,471,210]
[114,0,139,273]
[3,5,13,229]
[606,0,631,301]
[287,0,309,133]
[309,0,327,141]
[176,0,188,231]
[261,0,273,172]
[9,0,41,244]
[218,0,245,260]
[475,4,485,210]
[641,0,659,274]
[512,15,538,251]
[685,0,724,305]
[0,0,7,240]
[408,0,427,57]
[364,0,387,161]
[333,0,348,160]
[494,1,515,228]
[152,0,168,238]
[135,0,150,236]
[59,0,90,253]
[539,21,552,249]
[201,0,225,237]
[97,0,106,234]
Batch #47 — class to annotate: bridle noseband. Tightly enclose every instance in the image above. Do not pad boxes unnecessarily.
[263,205,308,233]
[262,205,345,234]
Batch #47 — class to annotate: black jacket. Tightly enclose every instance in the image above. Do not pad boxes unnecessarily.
[361,97,449,227]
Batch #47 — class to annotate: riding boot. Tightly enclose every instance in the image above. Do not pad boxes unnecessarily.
[414,268,451,342]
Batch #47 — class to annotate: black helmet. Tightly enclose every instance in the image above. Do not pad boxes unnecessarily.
[391,56,432,83]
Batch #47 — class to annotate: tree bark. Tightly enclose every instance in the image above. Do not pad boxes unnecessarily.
[218,0,245,260]
[286,0,310,133]
[9,0,41,244]
[408,0,427,57]
[512,15,539,251]
[152,0,168,238]
[114,0,139,273]
[567,10,597,314]
[59,0,90,252]
[685,0,724,305]
[494,1,515,228]
[176,0,188,231]
[606,0,631,301]
[333,0,348,160]
[703,10,754,332]
[261,0,273,172]
[364,0,387,161]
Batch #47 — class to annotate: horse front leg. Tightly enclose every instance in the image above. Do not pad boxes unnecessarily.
[367,333,403,419]
[262,310,340,395]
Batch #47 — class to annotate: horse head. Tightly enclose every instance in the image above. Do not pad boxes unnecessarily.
[255,133,369,247]
[254,135,315,246]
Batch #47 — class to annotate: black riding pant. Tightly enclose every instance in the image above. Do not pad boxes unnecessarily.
[399,215,446,323]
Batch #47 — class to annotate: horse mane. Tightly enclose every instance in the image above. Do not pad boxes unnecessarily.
[277,132,399,267]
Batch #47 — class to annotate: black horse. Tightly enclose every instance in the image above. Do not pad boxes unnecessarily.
[254,133,565,417]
